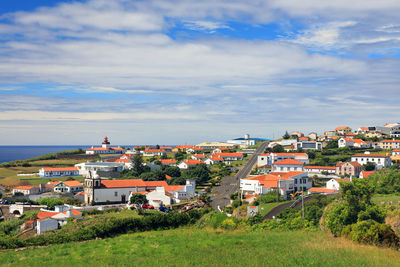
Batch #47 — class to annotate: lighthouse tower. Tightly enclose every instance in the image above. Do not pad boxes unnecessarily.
[102,136,110,149]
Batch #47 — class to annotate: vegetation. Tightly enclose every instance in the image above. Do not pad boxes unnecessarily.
[38,198,64,210]
[1,228,400,266]
[130,194,148,205]
[367,165,400,194]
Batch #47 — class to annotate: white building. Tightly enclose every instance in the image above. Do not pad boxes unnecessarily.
[226,134,269,147]
[37,217,58,235]
[272,159,304,172]
[351,152,392,169]
[39,167,80,178]
[75,162,125,176]
[53,181,84,193]
[142,149,167,157]
[12,185,40,195]
[86,137,125,155]
[326,178,350,191]
[177,159,204,169]
[257,152,309,167]
[213,153,244,165]
[338,138,369,148]
[295,140,322,150]
[240,174,294,199]
[271,171,311,192]
[304,166,336,174]
[145,187,172,208]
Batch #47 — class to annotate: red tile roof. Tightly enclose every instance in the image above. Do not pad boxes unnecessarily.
[359,127,369,130]
[361,171,375,178]
[144,149,165,153]
[165,185,185,192]
[74,191,85,196]
[42,167,78,172]
[270,171,305,178]
[13,185,37,190]
[37,211,59,219]
[165,174,172,180]
[273,153,308,156]
[115,158,131,163]
[161,159,177,164]
[308,188,337,194]
[192,154,206,158]
[215,153,243,158]
[381,140,400,143]
[183,159,204,165]
[175,145,194,149]
[273,159,304,165]
[335,126,350,131]
[144,181,168,187]
[61,209,82,216]
[101,179,146,188]
[335,178,351,182]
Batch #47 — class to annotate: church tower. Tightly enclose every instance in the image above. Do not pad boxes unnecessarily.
[84,170,102,205]
[102,136,110,149]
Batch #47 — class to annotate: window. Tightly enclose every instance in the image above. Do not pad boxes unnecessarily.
[114,191,118,197]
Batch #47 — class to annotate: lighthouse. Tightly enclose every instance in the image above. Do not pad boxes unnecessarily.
[102,136,110,149]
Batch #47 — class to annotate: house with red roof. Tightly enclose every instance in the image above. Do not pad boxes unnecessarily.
[336,162,362,177]
[270,171,311,192]
[204,155,224,165]
[304,166,336,174]
[191,154,206,160]
[272,159,304,172]
[379,139,400,150]
[160,159,177,166]
[308,188,337,195]
[177,159,204,169]
[360,171,375,179]
[338,138,369,148]
[240,174,294,199]
[39,167,80,178]
[53,180,84,194]
[86,137,125,155]
[356,127,371,135]
[335,126,352,136]
[326,178,350,191]
[351,152,392,169]
[12,185,40,195]
[258,152,309,167]
[142,149,167,157]
[36,209,82,234]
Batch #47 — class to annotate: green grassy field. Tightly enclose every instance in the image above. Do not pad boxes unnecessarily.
[259,201,291,216]
[372,194,400,206]
[1,228,400,267]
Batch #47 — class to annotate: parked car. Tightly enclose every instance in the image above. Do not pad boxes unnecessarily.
[142,203,154,209]
[159,205,170,213]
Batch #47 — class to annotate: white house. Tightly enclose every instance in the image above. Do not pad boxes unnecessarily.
[338,138,369,148]
[213,153,244,165]
[145,187,172,208]
[204,155,223,165]
[272,159,304,172]
[39,167,80,178]
[12,185,40,195]
[351,152,392,169]
[86,137,125,155]
[177,159,204,169]
[75,162,125,176]
[295,141,322,150]
[271,171,311,192]
[191,154,207,161]
[37,217,58,235]
[257,152,309,167]
[240,174,294,199]
[142,149,166,157]
[53,180,84,194]
[326,178,350,191]
[304,166,336,174]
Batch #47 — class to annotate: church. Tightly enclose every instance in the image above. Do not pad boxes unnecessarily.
[83,171,195,205]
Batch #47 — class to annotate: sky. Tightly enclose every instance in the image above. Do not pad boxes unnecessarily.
[0,0,399,145]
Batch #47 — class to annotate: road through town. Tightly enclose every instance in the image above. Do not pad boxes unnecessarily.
[210,142,268,210]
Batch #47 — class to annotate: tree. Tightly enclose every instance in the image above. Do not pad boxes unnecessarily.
[325,140,338,149]
[182,164,210,184]
[130,193,148,205]
[162,166,181,177]
[363,162,376,171]
[272,145,284,153]
[283,131,290,139]
[307,150,316,159]
[132,154,145,175]
[155,144,160,149]
[38,197,64,210]
[139,170,165,181]
[174,151,185,161]
[160,154,168,159]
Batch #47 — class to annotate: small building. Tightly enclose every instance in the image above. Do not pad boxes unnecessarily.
[257,152,309,167]
[240,174,294,200]
[336,162,362,177]
[272,159,304,172]
[39,167,80,178]
[335,126,352,136]
[177,159,204,169]
[351,152,392,169]
[12,185,40,195]
[304,166,336,174]
[226,134,269,147]
[142,149,167,157]
[53,180,84,194]
[308,132,318,140]
[204,155,224,165]
[191,154,206,160]
[75,162,125,176]
[379,140,400,150]
[326,178,350,191]
[360,171,375,179]
[270,171,311,192]
[160,159,177,166]
[338,138,369,148]
[295,140,322,150]
[290,131,304,139]
[37,217,58,235]
[213,153,244,165]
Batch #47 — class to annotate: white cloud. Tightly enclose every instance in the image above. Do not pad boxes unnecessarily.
[183,20,231,33]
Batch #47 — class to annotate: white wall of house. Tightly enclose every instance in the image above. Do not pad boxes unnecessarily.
[37,218,58,235]
[93,187,146,203]
[326,179,341,190]
[272,164,304,172]
[351,156,391,169]
[146,187,172,207]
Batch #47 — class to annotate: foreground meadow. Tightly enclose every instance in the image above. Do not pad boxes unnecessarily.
[1,228,400,267]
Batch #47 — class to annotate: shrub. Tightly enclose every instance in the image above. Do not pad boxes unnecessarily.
[343,220,399,248]
[221,218,237,230]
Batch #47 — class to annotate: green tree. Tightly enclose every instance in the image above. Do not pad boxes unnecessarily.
[162,166,181,177]
[363,162,376,171]
[132,154,145,175]
[182,164,210,184]
[155,144,160,149]
[129,193,148,205]
[272,145,284,153]
[139,170,165,181]
[38,197,64,210]
[325,140,338,149]
[283,131,290,139]
[174,151,185,161]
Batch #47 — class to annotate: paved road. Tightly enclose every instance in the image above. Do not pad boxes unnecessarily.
[210,142,268,210]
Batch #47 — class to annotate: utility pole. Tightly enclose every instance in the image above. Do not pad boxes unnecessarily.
[301,190,304,219]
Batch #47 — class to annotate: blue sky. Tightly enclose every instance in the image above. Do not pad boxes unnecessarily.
[0,0,400,145]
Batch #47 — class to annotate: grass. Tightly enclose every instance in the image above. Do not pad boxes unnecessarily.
[372,194,400,206]
[1,228,400,266]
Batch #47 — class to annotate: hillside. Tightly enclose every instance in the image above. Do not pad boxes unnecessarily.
[1,228,400,267]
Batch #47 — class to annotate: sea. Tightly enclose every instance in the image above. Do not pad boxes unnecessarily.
[0,146,93,163]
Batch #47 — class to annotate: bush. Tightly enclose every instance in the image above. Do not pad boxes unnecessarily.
[38,198,64,209]
[221,218,237,230]
[343,220,399,248]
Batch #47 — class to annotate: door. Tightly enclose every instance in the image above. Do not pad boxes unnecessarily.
[121,195,126,203]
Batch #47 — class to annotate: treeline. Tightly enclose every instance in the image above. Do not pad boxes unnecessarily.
[0,209,210,249]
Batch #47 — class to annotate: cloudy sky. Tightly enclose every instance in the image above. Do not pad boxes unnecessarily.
[0,0,399,145]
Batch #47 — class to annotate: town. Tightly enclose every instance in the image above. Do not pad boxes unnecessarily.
[0,123,399,239]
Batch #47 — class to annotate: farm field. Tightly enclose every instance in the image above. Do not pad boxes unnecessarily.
[372,194,400,206]
[1,228,400,267]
